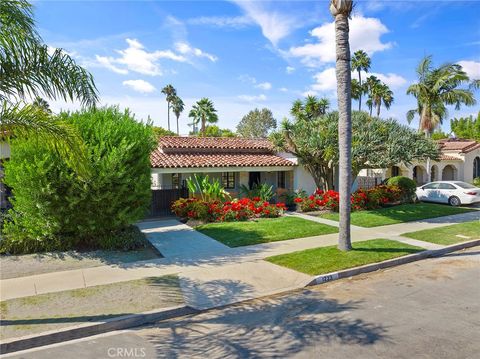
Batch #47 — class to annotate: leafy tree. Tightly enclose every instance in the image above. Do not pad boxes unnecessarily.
[450,112,480,141]
[171,96,184,135]
[32,97,51,114]
[271,112,439,197]
[0,0,98,172]
[407,56,476,136]
[290,96,330,122]
[330,0,354,250]
[351,50,371,111]
[431,130,449,140]
[237,108,277,138]
[201,125,236,137]
[161,84,177,132]
[2,107,157,254]
[188,98,218,135]
[152,126,177,137]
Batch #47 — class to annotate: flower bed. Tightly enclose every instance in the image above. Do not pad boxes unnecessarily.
[295,185,403,213]
[172,197,287,223]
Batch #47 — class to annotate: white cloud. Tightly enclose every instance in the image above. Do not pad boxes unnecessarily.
[174,42,218,62]
[286,66,295,74]
[354,71,407,89]
[237,94,267,102]
[255,82,272,90]
[279,87,288,92]
[302,90,319,97]
[122,79,156,93]
[289,16,393,67]
[95,55,129,74]
[187,15,252,28]
[311,67,338,92]
[238,74,257,84]
[231,0,297,45]
[458,60,480,80]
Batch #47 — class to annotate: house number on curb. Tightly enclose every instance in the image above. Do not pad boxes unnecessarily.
[316,273,339,284]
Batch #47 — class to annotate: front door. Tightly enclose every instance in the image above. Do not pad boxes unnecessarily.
[249,172,261,189]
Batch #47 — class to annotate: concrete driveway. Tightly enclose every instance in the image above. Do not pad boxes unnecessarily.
[6,247,480,359]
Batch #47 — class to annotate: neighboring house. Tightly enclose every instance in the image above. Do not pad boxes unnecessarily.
[150,137,316,197]
[358,138,480,186]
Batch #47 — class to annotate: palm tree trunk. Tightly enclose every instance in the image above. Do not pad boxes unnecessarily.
[358,70,362,111]
[376,102,381,117]
[167,102,171,131]
[334,12,352,251]
[176,115,179,135]
[369,104,373,117]
[201,117,206,135]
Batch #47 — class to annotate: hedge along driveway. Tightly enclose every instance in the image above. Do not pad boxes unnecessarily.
[319,203,474,227]
[195,217,338,247]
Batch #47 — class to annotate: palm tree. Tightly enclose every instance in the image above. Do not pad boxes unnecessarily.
[330,0,353,252]
[366,75,381,116]
[318,97,330,115]
[0,0,98,174]
[351,50,371,111]
[406,56,476,136]
[161,84,177,132]
[368,80,394,117]
[171,96,185,135]
[32,97,52,114]
[351,79,362,107]
[188,98,218,136]
[290,96,330,121]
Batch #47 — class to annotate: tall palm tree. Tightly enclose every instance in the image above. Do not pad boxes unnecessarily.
[366,75,381,116]
[290,96,330,122]
[161,84,177,132]
[406,56,476,136]
[368,80,394,117]
[171,96,185,135]
[0,0,98,174]
[351,50,371,111]
[330,0,353,252]
[32,97,52,114]
[188,98,218,136]
[318,97,330,115]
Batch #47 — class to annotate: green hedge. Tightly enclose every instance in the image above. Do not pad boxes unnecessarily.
[1,107,156,254]
[386,176,417,203]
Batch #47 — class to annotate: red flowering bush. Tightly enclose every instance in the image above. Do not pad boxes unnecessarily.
[171,197,287,222]
[294,185,402,213]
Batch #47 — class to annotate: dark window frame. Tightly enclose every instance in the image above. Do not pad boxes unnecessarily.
[222,172,235,189]
[172,173,180,189]
[278,171,286,189]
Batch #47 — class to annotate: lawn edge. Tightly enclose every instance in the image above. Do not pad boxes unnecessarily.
[0,305,198,355]
[307,239,480,286]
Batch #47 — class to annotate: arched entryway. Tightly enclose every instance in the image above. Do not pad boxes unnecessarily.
[442,165,457,181]
[412,165,427,185]
[430,165,438,182]
[390,166,401,177]
[474,157,480,179]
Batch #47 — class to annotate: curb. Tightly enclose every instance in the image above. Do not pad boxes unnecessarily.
[0,305,198,355]
[307,239,480,286]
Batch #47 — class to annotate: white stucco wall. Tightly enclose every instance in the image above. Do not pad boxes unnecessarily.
[293,166,317,194]
[0,142,10,159]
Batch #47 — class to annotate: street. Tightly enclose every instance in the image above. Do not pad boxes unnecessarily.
[5,247,480,359]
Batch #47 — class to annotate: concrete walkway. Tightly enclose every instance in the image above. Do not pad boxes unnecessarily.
[1,211,479,309]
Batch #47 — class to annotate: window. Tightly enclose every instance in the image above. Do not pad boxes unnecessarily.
[172,173,179,189]
[474,157,480,178]
[438,183,455,190]
[391,166,400,177]
[454,182,476,189]
[423,183,440,190]
[278,171,286,189]
[222,172,235,189]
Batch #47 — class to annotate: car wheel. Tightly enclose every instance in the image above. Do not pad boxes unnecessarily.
[448,196,461,206]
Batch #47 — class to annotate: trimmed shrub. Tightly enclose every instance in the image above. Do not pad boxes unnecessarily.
[1,107,157,254]
[474,177,480,186]
[386,176,417,203]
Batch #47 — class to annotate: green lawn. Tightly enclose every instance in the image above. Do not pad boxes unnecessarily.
[195,216,338,247]
[320,203,473,227]
[403,220,480,245]
[266,239,423,275]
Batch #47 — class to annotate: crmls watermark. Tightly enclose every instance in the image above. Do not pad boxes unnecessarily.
[107,347,147,358]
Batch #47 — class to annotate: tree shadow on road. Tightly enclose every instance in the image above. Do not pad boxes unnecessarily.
[142,288,390,358]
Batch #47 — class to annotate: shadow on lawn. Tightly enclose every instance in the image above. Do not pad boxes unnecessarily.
[144,288,389,358]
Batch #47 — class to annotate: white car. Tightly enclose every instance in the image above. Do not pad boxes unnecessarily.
[416,181,480,206]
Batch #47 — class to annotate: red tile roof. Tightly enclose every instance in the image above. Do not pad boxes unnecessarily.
[440,155,462,161]
[438,138,480,153]
[151,136,295,168]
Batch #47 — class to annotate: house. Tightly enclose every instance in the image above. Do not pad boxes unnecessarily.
[359,138,480,186]
[150,136,317,197]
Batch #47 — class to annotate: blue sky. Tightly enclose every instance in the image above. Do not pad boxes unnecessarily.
[35,0,479,134]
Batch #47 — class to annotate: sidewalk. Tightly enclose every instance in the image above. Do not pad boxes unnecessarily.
[1,211,479,309]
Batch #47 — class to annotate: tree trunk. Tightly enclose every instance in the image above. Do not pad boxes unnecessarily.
[167,102,171,131]
[376,102,381,117]
[201,117,206,135]
[334,13,352,251]
[369,105,373,117]
[176,116,180,135]
[358,70,362,112]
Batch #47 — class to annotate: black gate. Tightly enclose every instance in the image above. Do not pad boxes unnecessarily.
[150,187,188,217]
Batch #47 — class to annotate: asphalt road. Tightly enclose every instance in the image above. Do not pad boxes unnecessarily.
[5,247,480,359]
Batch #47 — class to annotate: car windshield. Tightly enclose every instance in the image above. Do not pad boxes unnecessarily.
[454,182,477,189]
